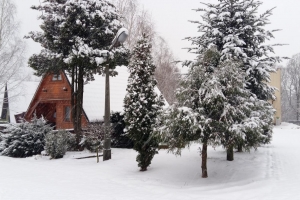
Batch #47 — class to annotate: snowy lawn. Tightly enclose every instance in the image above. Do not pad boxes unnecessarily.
[1,123,300,200]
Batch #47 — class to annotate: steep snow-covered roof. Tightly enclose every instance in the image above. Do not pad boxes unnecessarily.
[82,66,168,121]
[1,66,168,123]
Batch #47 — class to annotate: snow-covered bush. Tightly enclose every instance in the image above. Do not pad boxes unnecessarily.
[45,130,73,159]
[66,132,77,151]
[0,133,5,152]
[111,112,133,148]
[0,116,53,158]
[81,122,106,152]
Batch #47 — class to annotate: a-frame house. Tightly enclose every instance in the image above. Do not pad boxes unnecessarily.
[22,66,168,130]
[24,71,89,129]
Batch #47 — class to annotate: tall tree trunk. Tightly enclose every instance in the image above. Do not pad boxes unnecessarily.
[71,65,83,149]
[237,143,243,152]
[297,94,299,121]
[201,143,208,178]
[71,66,77,144]
[75,65,83,147]
[227,145,234,161]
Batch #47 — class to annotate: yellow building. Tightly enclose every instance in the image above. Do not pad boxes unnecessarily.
[269,68,281,125]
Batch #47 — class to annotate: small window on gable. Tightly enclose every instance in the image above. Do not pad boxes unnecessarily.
[52,73,62,81]
[64,106,71,122]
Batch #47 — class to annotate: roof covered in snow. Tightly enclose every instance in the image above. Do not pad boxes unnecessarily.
[1,66,168,123]
[82,66,168,121]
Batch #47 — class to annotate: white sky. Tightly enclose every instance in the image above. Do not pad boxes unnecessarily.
[15,0,300,70]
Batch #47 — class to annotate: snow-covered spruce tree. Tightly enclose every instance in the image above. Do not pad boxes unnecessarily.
[186,0,280,152]
[187,0,281,100]
[0,115,53,158]
[124,34,164,171]
[157,48,271,177]
[26,0,129,147]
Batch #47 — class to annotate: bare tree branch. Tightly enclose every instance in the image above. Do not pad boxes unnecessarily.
[0,0,28,106]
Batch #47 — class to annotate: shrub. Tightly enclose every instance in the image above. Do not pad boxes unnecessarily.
[110,112,134,148]
[0,133,4,152]
[66,132,76,151]
[45,130,72,159]
[81,122,105,152]
[0,115,53,158]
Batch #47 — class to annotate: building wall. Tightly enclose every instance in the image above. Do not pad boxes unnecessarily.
[269,68,282,124]
[25,72,88,129]
[55,100,88,130]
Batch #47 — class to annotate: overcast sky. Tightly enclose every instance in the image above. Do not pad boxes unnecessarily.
[16,0,300,71]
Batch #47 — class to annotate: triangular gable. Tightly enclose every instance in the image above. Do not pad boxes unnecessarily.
[24,71,89,125]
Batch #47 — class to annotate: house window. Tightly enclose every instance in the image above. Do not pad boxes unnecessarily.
[52,73,62,81]
[64,106,71,122]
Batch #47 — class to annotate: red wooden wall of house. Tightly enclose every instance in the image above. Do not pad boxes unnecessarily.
[24,72,88,130]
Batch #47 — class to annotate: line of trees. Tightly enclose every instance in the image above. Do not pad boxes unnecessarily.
[281,53,300,121]
[1,0,282,178]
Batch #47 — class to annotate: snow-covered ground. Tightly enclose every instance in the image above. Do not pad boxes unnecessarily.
[0,123,299,200]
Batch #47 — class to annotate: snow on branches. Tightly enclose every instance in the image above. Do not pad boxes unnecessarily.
[158,48,274,177]
[187,0,282,100]
[124,34,164,171]
[26,0,128,77]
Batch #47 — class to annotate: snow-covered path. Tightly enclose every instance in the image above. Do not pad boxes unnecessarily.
[264,127,300,200]
[0,123,300,199]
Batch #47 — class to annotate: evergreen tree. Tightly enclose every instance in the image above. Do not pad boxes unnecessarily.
[26,0,129,146]
[186,0,281,100]
[158,48,273,177]
[184,0,279,154]
[110,112,134,148]
[124,34,164,171]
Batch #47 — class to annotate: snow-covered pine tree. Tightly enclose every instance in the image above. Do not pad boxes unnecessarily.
[124,34,164,171]
[187,0,281,100]
[158,48,270,177]
[26,0,129,146]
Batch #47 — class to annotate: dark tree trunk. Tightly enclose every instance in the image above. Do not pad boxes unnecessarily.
[201,143,208,178]
[237,143,243,152]
[297,94,299,121]
[71,66,77,143]
[227,145,234,161]
[71,65,83,150]
[140,167,147,172]
[76,66,84,146]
